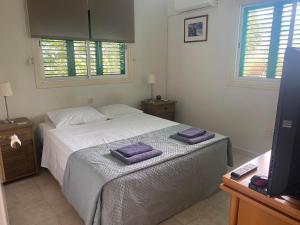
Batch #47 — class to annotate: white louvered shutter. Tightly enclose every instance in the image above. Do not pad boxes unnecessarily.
[241,6,274,77]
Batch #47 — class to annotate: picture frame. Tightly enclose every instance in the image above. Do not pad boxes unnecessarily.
[184,15,208,43]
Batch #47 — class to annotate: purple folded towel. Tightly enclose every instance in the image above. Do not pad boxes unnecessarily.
[177,128,206,138]
[170,132,215,145]
[111,149,162,165]
[116,142,153,158]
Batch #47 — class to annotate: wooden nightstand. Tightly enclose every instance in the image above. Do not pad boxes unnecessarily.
[0,118,38,183]
[141,99,177,121]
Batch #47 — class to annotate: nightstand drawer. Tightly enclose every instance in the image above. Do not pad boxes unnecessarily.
[0,127,32,145]
[154,104,175,114]
[1,142,32,162]
[5,162,36,182]
[157,112,174,121]
[141,100,176,122]
[1,141,36,181]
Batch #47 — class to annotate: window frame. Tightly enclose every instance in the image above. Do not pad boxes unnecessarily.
[32,39,132,88]
[232,0,298,89]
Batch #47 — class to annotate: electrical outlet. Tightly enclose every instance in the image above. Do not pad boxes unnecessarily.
[88,98,94,104]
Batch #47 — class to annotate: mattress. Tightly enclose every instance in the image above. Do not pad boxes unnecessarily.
[41,113,178,185]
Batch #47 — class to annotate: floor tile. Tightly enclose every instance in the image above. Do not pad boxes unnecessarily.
[34,217,61,225]
[7,207,30,225]
[5,179,44,211]
[22,201,57,225]
[45,192,74,216]
[33,169,58,188]
[57,210,84,225]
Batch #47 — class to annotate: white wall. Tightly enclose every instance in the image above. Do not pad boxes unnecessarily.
[0,0,280,155]
[0,0,168,122]
[167,0,279,155]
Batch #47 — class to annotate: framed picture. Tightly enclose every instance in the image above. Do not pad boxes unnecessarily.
[184,15,208,43]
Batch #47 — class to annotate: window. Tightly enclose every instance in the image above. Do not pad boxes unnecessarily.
[33,38,131,88]
[239,0,300,79]
[40,39,127,78]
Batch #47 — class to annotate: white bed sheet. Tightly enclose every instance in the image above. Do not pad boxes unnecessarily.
[38,122,55,143]
[41,113,178,185]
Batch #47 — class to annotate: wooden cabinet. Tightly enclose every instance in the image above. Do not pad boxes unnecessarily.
[141,100,176,121]
[221,152,300,225]
[237,200,292,225]
[0,118,38,183]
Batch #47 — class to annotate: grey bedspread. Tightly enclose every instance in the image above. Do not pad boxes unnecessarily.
[62,124,232,225]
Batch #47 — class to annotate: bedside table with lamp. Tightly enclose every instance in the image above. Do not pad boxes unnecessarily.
[0,82,38,183]
[141,74,177,121]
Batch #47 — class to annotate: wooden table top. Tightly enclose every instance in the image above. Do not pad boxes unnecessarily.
[0,118,32,132]
[141,99,177,105]
[221,151,300,222]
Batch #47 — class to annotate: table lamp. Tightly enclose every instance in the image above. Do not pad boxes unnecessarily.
[147,74,156,100]
[0,82,14,123]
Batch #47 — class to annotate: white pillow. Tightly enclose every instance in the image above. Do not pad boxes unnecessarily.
[96,104,143,119]
[47,106,108,128]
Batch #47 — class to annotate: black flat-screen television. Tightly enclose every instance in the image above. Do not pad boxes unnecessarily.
[268,47,300,198]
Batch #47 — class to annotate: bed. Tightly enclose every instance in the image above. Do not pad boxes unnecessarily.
[40,109,232,225]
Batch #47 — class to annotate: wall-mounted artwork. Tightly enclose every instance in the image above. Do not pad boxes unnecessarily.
[184,15,208,43]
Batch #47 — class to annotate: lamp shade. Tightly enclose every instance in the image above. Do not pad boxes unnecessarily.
[0,82,13,97]
[147,74,156,84]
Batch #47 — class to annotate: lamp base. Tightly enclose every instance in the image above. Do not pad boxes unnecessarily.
[1,119,14,124]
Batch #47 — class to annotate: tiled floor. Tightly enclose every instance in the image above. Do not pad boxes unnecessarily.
[4,149,254,225]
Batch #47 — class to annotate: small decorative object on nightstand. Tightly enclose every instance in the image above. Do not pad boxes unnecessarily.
[0,118,38,183]
[141,99,177,121]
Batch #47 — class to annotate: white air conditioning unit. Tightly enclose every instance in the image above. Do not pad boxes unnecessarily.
[174,0,217,13]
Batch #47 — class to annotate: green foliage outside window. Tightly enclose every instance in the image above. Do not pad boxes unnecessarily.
[40,39,126,78]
